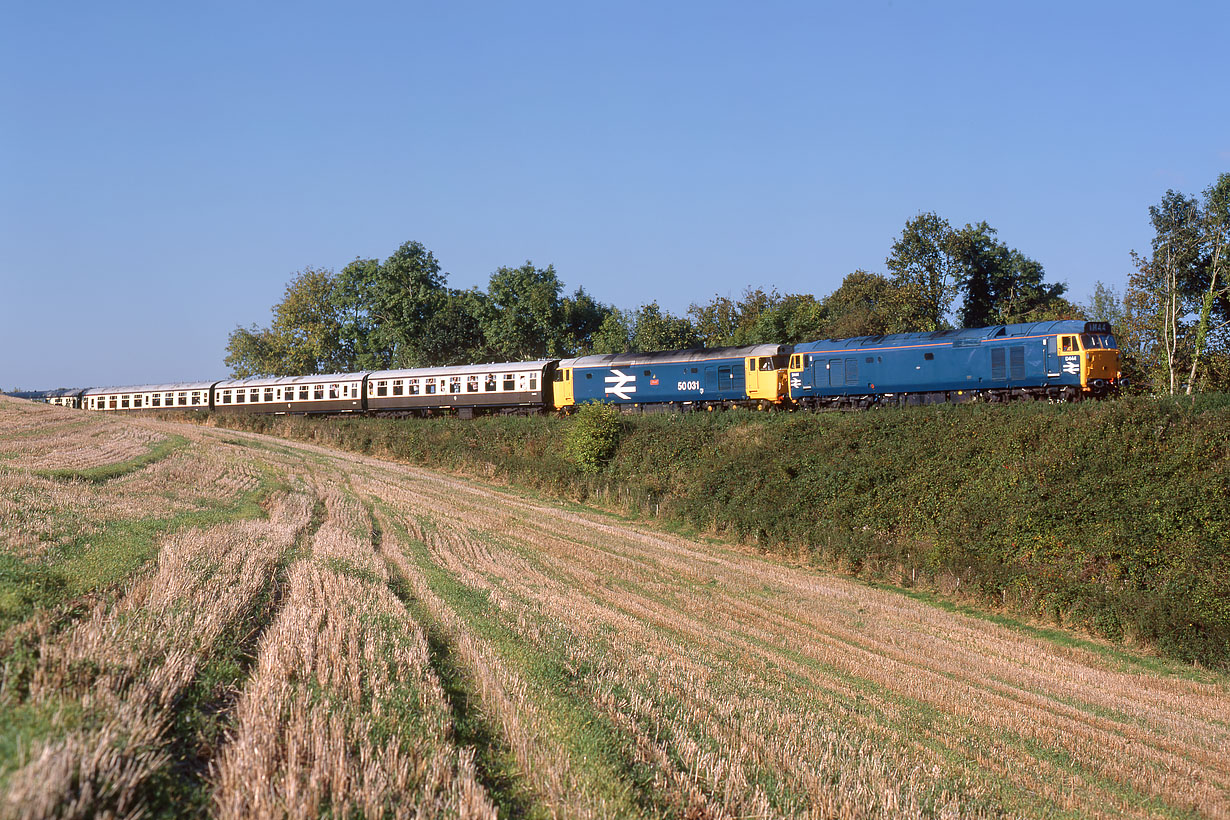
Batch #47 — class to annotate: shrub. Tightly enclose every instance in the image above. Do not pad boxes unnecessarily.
[564,403,623,474]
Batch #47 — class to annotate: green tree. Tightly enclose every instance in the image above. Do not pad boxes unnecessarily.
[749,292,830,343]
[947,223,1069,327]
[223,267,352,377]
[629,303,699,351]
[224,324,278,377]
[480,263,568,361]
[332,257,386,370]
[1186,173,1230,393]
[1126,190,1204,393]
[820,270,933,338]
[886,212,957,330]
[589,310,633,354]
[560,288,615,355]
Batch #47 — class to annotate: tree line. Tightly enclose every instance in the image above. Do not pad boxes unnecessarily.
[226,171,1230,394]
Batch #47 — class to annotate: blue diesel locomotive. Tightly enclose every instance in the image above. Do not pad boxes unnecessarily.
[788,320,1120,408]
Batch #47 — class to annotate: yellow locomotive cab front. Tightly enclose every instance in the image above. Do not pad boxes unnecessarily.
[744,355,790,406]
[553,367,574,409]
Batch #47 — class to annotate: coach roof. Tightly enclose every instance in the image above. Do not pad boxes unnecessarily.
[83,381,218,395]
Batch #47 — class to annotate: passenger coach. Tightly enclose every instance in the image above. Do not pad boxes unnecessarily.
[213,373,364,414]
[366,360,551,418]
[83,382,215,412]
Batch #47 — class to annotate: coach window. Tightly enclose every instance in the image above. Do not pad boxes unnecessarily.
[121,395,130,408]
[190,391,200,405]
[312,384,323,400]
[150,393,161,407]
[449,377,461,393]
[503,374,515,391]
[408,379,420,395]
[297,386,307,401]
[425,379,436,394]
[326,384,337,399]
[529,374,538,390]
[392,380,404,396]
[467,375,478,392]
[109,396,117,409]
[260,388,271,402]
[133,396,142,408]
[376,380,387,396]
[485,374,496,391]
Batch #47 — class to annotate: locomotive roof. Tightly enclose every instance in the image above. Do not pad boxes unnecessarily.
[792,321,1104,353]
[560,344,786,369]
[367,360,554,380]
[83,381,218,395]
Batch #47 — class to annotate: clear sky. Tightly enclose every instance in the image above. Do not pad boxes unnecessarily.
[3,0,1227,389]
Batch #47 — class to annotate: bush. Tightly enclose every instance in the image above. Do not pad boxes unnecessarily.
[564,403,623,474]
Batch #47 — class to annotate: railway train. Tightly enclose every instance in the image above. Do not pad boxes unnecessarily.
[33,320,1122,416]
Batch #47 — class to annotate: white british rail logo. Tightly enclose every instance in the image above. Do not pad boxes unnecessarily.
[604,369,636,400]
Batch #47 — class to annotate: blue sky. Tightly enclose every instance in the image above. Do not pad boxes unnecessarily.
[3,1,1227,388]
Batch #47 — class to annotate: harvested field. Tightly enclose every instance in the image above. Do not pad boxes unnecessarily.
[1,395,1227,819]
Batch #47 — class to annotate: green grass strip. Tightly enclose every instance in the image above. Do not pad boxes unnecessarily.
[0,464,281,635]
[378,504,673,819]
[34,435,189,483]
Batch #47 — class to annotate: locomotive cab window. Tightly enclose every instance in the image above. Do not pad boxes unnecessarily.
[1061,336,1077,352]
[759,357,774,371]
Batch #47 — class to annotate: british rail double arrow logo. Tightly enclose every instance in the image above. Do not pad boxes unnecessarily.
[604,369,637,400]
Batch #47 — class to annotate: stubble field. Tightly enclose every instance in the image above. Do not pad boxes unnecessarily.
[1,395,1227,819]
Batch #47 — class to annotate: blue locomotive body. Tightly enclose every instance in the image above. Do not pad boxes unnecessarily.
[790,321,1113,407]
[557,344,789,409]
